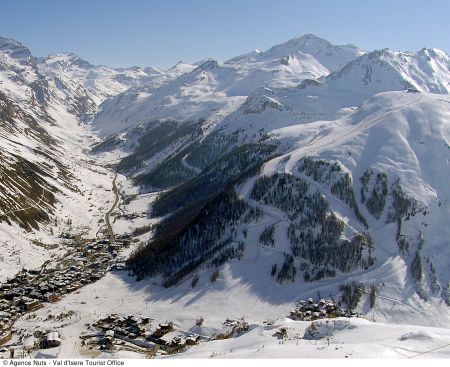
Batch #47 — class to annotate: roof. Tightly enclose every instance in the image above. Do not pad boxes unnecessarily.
[46,332,60,341]
[105,330,114,337]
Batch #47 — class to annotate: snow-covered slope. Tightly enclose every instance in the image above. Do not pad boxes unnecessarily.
[124,41,450,327]
[92,59,246,138]
[328,48,450,94]
[225,33,364,92]
[2,32,450,359]
[0,37,119,279]
[92,34,364,138]
[264,91,450,302]
[37,53,165,106]
[90,34,366,191]
[214,46,450,139]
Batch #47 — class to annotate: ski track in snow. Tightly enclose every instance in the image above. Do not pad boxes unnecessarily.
[181,153,202,174]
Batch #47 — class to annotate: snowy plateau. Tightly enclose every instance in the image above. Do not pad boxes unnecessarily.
[0,33,450,359]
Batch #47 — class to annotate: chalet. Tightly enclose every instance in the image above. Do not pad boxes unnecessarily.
[11,287,25,297]
[152,322,173,338]
[110,263,125,271]
[19,297,41,311]
[105,330,115,338]
[43,293,59,303]
[38,284,49,294]
[28,290,41,299]
[158,332,186,353]
[102,330,115,349]
[90,273,103,281]
[44,332,61,348]
[66,286,78,293]
[185,335,200,346]
[0,311,12,320]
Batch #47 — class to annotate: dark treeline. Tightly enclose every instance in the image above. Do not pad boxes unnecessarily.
[185,130,241,171]
[134,148,195,190]
[277,254,296,283]
[251,172,374,282]
[151,141,278,217]
[360,168,388,219]
[388,179,421,223]
[117,119,202,174]
[339,282,365,312]
[126,134,277,285]
[127,190,261,287]
[299,156,367,227]
[259,225,275,247]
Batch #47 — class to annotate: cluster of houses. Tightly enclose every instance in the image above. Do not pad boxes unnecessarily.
[0,236,130,348]
[288,298,346,321]
[82,313,202,356]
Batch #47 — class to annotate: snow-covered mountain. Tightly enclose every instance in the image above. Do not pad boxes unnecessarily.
[1,33,450,358]
[227,33,364,81]
[92,34,365,138]
[118,38,450,325]
[0,36,119,278]
[90,34,368,191]
[37,53,165,106]
[214,46,450,139]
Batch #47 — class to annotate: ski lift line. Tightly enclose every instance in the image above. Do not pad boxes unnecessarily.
[359,288,429,318]
[406,342,450,358]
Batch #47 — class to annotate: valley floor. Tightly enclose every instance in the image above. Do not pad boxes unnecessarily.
[4,270,450,359]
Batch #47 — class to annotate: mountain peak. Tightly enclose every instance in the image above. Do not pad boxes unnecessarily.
[292,33,331,44]
[44,53,94,69]
[258,33,364,73]
[196,59,220,71]
[0,36,32,60]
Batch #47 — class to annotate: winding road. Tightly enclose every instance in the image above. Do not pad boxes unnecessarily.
[105,173,120,244]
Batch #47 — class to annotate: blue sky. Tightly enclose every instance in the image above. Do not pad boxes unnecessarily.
[1,0,449,69]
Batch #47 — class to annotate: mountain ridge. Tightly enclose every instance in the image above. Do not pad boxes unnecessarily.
[1,34,450,357]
